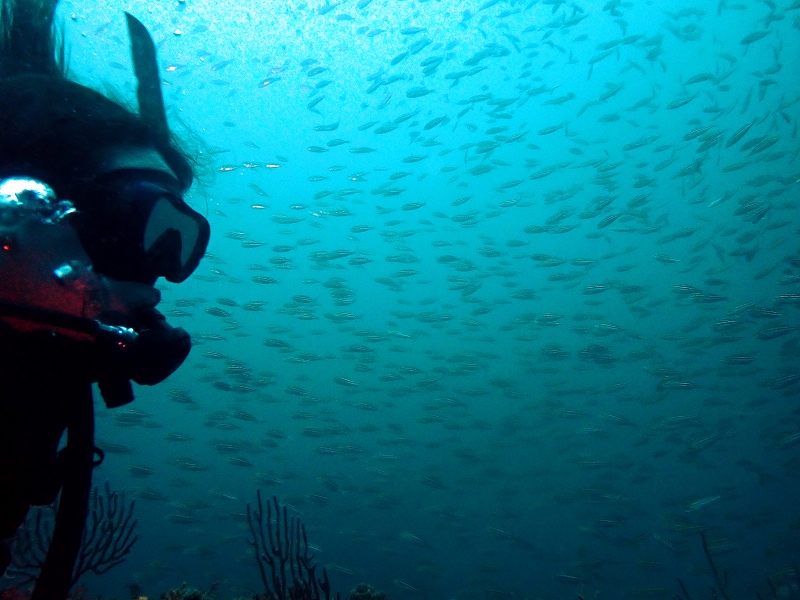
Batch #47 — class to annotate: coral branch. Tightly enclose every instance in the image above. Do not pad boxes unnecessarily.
[6,481,137,590]
[700,532,730,600]
[246,490,340,600]
[71,481,138,582]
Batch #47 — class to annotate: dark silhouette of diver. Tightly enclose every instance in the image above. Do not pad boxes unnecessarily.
[0,1,210,598]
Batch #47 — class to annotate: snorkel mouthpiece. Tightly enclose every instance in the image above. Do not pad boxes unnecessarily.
[124,307,191,386]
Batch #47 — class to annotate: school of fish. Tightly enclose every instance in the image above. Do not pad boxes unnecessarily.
[63,0,800,598]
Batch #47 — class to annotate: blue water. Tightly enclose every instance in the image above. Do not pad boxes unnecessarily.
[10,0,800,598]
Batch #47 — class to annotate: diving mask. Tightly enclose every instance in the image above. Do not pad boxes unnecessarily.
[71,168,210,285]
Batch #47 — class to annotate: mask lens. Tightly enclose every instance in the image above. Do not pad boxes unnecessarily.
[143,197,201,275]
[141,193,210,283]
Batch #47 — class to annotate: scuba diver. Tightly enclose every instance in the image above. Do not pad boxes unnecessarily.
[0,1,210,598]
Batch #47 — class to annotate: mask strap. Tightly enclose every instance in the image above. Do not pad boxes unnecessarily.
[125,13,170,147]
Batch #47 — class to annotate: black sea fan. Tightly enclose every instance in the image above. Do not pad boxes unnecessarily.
[246,490,340,600]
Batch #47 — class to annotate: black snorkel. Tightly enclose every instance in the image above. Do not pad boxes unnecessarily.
[126,13,171,149]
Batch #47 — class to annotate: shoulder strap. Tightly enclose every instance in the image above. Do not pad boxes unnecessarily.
[30,383,94,600]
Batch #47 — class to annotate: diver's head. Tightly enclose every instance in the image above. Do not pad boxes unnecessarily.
[0,5,209,285]
[0,3,207,393]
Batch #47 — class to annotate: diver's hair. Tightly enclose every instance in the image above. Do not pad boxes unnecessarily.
[0,0,64,77]
[0,0,197,193]
[0,75,195,196]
